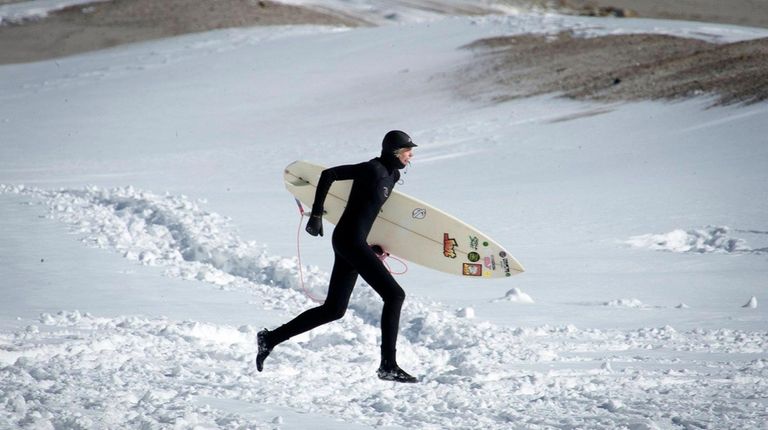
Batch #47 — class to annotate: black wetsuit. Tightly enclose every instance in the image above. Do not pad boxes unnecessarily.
[268,156,405,362]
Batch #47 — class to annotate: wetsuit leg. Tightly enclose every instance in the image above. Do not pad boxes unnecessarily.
[267,252,358,347]
[338,244,405,363]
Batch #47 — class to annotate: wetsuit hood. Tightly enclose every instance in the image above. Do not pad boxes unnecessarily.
[379,152,405,171]
[380,130,416,170]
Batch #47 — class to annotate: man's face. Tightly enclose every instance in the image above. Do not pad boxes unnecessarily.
[397,148,413,165]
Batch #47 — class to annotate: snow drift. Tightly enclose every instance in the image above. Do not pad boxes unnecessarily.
[627,226,766,254]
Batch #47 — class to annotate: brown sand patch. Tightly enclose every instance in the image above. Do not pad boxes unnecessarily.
[0,0,366,65]
[458,32,768,106]
[557,0,768,29]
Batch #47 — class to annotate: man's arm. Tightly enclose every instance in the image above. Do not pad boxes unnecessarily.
[311,163,365,217]
[306,163,366,236]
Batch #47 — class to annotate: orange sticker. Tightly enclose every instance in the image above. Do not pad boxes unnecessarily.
[463,263,483,276]
[443,233,458,258]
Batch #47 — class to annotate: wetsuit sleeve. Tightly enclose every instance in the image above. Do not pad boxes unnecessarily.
[311,163,367,217]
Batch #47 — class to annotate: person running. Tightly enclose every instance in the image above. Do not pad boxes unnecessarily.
[256,130,418,383]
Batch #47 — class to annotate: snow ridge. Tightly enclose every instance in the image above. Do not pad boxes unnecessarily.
[0,0,111,25]
[1,184,328,292]
[627,225,767,254]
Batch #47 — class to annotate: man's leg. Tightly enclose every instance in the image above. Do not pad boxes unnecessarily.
[345,247,410,372]
[257,252,357,371]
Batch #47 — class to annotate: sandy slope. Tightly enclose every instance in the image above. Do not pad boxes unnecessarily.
[561,0,768,29]
[459,32,768,105]
[2,0,767,107]
[0,0,365,64]
[2,0,768,66]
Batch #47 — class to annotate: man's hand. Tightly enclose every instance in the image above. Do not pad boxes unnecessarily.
[306,215,323,237]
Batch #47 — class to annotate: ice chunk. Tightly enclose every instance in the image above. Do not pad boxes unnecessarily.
[742,296,758,309]
[493,288,534,304]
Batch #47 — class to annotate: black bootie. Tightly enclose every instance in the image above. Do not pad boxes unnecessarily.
[377,359,418,383]
[256,329,273,372]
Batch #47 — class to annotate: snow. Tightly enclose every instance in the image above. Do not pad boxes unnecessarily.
[627,225,767,254]
[274,0,522,25]
[0,0,110,25]
[743,296,759,309]
[493,287,535,304]
[1,4,768,430]
[603,298,647,308]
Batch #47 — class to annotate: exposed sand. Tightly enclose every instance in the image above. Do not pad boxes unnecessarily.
[0,0,366,65]
[458,32,768,106]
[557,0,768,29]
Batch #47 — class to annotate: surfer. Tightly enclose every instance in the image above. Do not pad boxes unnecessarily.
[257,130,418,383]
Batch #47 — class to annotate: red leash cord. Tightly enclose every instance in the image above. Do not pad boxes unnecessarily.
[295,199,325,303]
[372,246,408,275]
[293,199,407,303]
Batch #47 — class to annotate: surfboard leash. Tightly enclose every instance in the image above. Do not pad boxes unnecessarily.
[372,245,408,275]
[294,199,325,304]
[383,255,408,275]
[294,199,408,303]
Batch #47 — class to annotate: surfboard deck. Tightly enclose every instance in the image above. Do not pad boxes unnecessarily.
[284,160,524,279]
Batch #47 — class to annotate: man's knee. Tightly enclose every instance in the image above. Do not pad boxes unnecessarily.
[321,303,347,322]
[386,286,405,306]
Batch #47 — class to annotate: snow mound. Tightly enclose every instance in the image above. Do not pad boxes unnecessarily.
[604,298,647,308]
[599,399,624,412]
[455,307,475,318]
[0,0,111,25]
[743,296,758,309]
[626,226,763,254]
[2,185,328,295]
[493,288,534,304]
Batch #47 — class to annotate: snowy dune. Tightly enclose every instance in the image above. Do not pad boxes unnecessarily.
[0,0,110,24]
[627,226,768,254]
[1,8,768,430]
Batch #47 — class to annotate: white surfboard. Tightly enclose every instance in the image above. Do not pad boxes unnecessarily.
[284,160,524,279]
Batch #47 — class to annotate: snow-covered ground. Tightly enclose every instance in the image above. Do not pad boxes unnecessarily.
[275,0,521,24]
[1,5,767,430]
[0,0,110,24]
